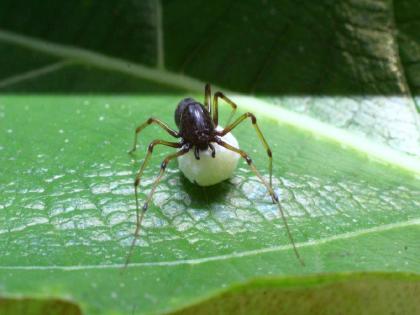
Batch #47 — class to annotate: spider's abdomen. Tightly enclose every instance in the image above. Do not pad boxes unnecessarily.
[175,98,194,128]
[175,98,215,148]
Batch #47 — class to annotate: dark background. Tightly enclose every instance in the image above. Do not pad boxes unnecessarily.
[1,0,419,95]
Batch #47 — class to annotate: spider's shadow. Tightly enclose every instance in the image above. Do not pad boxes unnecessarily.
[179,174,232,209]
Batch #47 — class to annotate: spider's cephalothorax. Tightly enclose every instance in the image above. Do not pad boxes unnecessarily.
[125,84,304,268]
[175,97,216,158]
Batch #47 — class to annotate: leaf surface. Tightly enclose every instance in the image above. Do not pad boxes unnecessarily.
[1,94,420,314]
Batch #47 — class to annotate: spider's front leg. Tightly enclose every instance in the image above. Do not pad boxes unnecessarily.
[133,140,181,195]
[129,118,180,153]
[216,112,273,188]
[204,83,211,113]
[125,145,190,268]
[212,91,238,127]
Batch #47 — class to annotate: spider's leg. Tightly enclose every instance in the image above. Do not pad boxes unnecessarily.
[215,138,304,266]
[129,118,180,153]
[124,145,190,268]
[134,140,182,189]
[212,92,238,127]
[204,83,211,113]
[127,140,181,269]
[216,112,272,188]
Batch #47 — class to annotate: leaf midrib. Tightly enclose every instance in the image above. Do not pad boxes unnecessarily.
[1,217,418,270]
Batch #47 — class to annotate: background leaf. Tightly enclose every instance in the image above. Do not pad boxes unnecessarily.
[1,1,420,315]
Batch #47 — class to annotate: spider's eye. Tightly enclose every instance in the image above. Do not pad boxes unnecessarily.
[195,129,210,141]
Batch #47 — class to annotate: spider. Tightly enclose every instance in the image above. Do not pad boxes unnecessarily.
[125,84,304,266]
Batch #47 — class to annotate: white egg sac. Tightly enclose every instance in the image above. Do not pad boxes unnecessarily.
[177,129,240,186]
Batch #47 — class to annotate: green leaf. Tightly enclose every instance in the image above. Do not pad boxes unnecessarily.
[1,1,420,314]
[1,93,420,314]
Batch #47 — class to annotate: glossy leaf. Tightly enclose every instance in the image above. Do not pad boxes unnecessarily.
[1,94,420,314]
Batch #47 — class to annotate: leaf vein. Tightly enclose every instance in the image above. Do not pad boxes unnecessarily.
[1,218,419,271]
